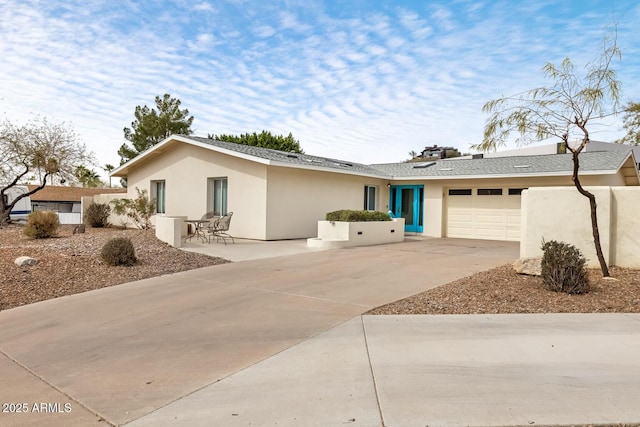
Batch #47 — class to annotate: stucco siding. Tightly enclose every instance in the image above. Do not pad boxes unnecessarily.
[126,143,269,239]
[265,167,388,240]
[610,188,640,268]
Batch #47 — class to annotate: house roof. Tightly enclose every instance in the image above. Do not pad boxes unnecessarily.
[111,134,639,185]
[112,135,389,178]
[27,185,126,202]
[372,148,639,184]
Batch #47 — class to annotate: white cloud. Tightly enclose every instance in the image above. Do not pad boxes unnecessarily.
[0,0,638,176]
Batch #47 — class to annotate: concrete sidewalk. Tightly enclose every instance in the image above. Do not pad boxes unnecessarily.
[128,313,640,427]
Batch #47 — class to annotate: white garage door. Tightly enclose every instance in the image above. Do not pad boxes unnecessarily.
[446,188,522,241]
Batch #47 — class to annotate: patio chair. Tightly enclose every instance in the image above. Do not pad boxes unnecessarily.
[207,212,234,245]
[201,211,220,220]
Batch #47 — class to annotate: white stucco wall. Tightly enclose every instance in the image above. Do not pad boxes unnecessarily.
[609,187,640,268]
[125,143,269,239]
[521,186,640,268]
[265,167,389,240]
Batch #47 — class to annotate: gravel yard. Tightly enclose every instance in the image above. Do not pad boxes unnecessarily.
[2,224,639,314]
[368,263,640,315]
[1,224,229,311]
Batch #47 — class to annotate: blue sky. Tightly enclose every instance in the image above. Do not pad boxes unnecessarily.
[1,0,639,175]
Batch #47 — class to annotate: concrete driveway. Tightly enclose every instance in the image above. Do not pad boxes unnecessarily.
[0,238,517,426]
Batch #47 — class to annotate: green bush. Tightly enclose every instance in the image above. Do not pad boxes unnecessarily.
[85,202,111,228]
[101,237,137,266]
[24,211,60,239]
[325,209,391,222]
[541,240,590,294]
[110,188,156,229]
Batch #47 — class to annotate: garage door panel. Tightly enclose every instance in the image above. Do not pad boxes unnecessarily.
[446,189,521,242]
[474,212,505,223]
[506,214,520,225]
[507,227,520,241]
[449,211,473,224]
[475,227,507,240]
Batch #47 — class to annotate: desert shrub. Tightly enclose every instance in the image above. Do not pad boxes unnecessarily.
[101,237,137,266]
[325,209,391,222]
[541,240,590,294]
[23,211,60,239]
[85,202,111,228]
[110,188,156,229]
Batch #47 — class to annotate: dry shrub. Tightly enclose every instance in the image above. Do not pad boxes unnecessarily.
[541,240,590,294]
[24,211,60,239]
[85,202,111,228]
[101,237,137,266]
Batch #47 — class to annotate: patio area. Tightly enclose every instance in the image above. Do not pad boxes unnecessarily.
[179,237,330,262]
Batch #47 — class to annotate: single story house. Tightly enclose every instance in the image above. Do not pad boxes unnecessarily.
[111,135,639,242]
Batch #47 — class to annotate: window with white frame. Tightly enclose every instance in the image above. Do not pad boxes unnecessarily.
[208,177,228,215]
[151,180,166,214]
[364,185,376,211]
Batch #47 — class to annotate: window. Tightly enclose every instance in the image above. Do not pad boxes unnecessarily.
[448,189,472,196]
[508,188,526,195]
[364,185,376,210]
[478,188,503,196]
[208,177,228,215]
[151,180,166,214]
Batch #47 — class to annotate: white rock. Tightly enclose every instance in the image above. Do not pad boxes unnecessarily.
[513,257,542,276]
[15,256,38,267]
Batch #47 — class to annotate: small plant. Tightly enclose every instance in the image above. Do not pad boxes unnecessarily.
[101,237,137,266]
[541,240,590,294]
[85,202,111,228]
[110,188,156,229]
[23,211,60,239]
[326,209,392,222]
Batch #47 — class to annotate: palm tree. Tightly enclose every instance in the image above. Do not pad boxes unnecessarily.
[103,163,115,187]
[75,165,102,188]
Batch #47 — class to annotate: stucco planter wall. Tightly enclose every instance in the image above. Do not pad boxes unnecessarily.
[520,186,640,268]
[307,218,405,248]
[155,216,187,248]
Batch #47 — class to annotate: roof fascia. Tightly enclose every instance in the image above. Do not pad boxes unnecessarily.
[269,161,390,179]
[388,170,619,181]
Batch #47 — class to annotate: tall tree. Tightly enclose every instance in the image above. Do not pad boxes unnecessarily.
[208,130,304,153]
[472,32,622,277]
[75,165,102,188]
[616,102,640,145]
[0,117,94,225]
[118,94,194,164]
[103,163,115,187]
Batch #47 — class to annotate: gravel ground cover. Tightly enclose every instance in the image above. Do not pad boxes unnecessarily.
[1,224,228,311]
[368,263,640,315]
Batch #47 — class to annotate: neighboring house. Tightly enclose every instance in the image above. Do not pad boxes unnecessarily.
[27,185,126,224]
[419,145,461,160]
[111,135,639,242]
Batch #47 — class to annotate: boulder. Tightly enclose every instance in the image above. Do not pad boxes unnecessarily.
[513,257,542,276]
[15,256,38,267]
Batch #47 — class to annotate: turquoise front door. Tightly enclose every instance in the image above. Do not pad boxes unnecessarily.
[390,185,424,233]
